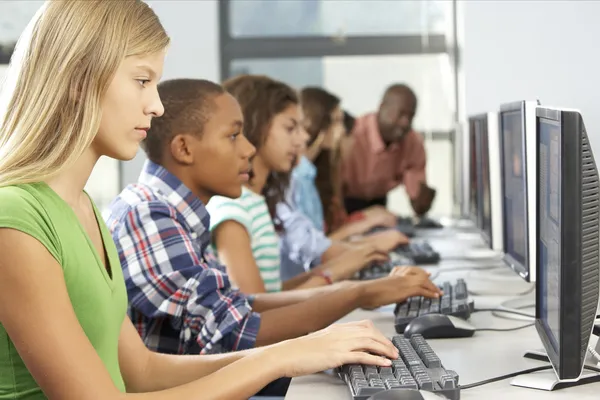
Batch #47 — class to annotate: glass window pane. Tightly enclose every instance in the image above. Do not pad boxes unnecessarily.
[229,54,455,132]
[229,0,451,38]
[230,58,323,89]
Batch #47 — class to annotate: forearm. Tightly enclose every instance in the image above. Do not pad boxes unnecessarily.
[255,282,364,346]
[137,349,260,392]
[320,241,349,263]
[253,281,353,312]
[124,349,281,400]
[328,219,372,241]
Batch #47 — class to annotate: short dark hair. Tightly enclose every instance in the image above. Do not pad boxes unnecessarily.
[222,74,298,231]
[300,87,340,146]
[142,78,225,164]
[382,83,418,109]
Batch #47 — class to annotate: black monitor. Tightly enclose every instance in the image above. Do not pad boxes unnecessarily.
[468,117,481,226]
[499,100,538,281]
[535,107,600,381]
[468,114,489,232]
[479,117,492,246]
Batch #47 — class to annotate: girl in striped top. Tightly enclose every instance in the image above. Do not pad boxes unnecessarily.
[208,75,397,294]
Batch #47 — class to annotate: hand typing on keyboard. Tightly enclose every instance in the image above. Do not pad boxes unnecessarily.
[361,206,398,228]
[271,320,398,377]
[321,243,390,281]
[387,266,432,280]
[363,229,410,252]
[358,270,443,310]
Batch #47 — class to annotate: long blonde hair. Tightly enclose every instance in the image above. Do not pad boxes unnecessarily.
[0,0,169,187]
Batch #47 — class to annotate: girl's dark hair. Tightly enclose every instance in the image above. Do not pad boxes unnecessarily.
[223,74,298,231]
[343,110,355,136]
[300,87,340,146]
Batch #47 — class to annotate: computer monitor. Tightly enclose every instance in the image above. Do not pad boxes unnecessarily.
[467,112,502,251]
[478,115,492,246]
[468,115,484,227]
[487,112,504,252]
[452,121,469,218]
[535,107,599,383]
[499,100,539,282]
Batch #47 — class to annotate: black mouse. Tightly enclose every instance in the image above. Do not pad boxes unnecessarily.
[403,314,476,339]
[366,389,447,400]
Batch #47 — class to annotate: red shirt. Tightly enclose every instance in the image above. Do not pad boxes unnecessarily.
[341,112,427,200]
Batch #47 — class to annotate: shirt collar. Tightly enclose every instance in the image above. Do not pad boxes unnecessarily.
[138,160,211,243]
[365,113,403,154]
[292,155,317,179]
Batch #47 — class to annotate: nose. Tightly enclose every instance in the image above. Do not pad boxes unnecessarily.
[147,86,165,118]
[240,134,256,159]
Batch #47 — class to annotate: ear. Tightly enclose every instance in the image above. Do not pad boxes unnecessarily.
[169,133,197,165]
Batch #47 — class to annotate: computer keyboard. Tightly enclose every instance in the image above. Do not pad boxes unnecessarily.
[394,279,474,333]
[337,334,461,400]
[358,260,396,281]
[398,216,444,230]
[395,241,441,265]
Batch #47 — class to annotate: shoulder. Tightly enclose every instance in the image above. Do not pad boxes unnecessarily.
[0,184,61,261]
[104,183,175,237]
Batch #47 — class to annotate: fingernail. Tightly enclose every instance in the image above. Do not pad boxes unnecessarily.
[383,358,392,366]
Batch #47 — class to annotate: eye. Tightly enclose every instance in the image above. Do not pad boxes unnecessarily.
[136,79,150,87]
[230,132,240,141]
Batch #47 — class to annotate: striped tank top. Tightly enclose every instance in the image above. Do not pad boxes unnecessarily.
[207,187,282,292]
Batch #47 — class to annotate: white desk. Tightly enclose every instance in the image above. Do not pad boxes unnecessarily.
[285,236,600,399]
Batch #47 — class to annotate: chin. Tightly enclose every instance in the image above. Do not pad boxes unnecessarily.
[224,187,243,199]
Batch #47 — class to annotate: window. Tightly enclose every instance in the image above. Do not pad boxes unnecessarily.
[229,0,451,38]
[231,54,455,133]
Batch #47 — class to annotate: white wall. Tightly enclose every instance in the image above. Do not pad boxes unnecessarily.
[121,0,221,187]
[462,0,600,158]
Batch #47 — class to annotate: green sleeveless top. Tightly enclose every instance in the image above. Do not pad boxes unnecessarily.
[0,183,127,399]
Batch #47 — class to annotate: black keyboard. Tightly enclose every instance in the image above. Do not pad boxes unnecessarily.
[358,261,395,280]
[395,241,441,265]
[370,224,416,238]
[394,279,473,333]
[337,334,461,400]
[398,216,444,230]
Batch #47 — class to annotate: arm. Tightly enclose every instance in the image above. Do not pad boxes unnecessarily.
[118,317,260,392]
[402,134,435,216]
[0,227,279,400]
[212,220,267,294]
[116,202,261,354]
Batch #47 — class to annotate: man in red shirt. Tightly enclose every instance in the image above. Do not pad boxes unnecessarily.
[341,84,436,216]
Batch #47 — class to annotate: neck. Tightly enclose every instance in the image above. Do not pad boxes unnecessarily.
[45,149,99,207]
[162,159,212,205]
[247,155,270,195]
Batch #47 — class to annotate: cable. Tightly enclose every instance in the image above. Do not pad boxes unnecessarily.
[461,365,600,390]
[475,323,534,332]
[461,366,552,389]
[472,308,534,319]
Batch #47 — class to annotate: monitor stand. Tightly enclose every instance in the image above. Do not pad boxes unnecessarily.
[511,334,600,391]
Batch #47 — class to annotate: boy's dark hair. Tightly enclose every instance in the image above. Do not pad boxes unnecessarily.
[142,79,225,164]
[222,74,298,231]
[300,87,340,146]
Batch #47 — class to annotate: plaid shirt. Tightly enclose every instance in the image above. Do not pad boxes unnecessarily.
[104,160,261,355]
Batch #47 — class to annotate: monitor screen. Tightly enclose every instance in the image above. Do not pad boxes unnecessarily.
[501,110,528,268]
[538,118,562,353]
[480,121,492,242]
[469,119,479,224]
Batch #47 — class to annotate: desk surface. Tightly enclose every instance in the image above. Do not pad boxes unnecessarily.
[285,232,600,399]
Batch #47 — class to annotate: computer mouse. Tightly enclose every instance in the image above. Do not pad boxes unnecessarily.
[366,389,447,400]
[403,314,476,339]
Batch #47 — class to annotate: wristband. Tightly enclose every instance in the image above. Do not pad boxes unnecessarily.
[314,270,333,285]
